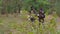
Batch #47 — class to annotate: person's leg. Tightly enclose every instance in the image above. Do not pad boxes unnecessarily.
[30,17,35,23]
[42,18,44,23]
[39,18,41,25]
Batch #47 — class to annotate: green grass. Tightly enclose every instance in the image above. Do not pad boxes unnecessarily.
[0,11,58,34]
[57,30,60,34]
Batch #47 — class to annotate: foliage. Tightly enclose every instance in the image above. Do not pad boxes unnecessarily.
[0,0,51,13]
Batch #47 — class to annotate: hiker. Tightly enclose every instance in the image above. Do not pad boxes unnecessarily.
[28,6,36,23]
[38,8,45,25]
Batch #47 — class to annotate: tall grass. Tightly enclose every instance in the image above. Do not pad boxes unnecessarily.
[0,11,59,34]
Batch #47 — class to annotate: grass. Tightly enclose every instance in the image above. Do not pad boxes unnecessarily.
[0,11,59,34]
[57,30,60,34]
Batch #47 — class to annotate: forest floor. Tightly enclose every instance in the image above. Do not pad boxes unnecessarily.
[0,14,60,34]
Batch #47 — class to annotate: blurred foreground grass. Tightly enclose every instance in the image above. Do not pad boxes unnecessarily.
[0,11,59,34]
